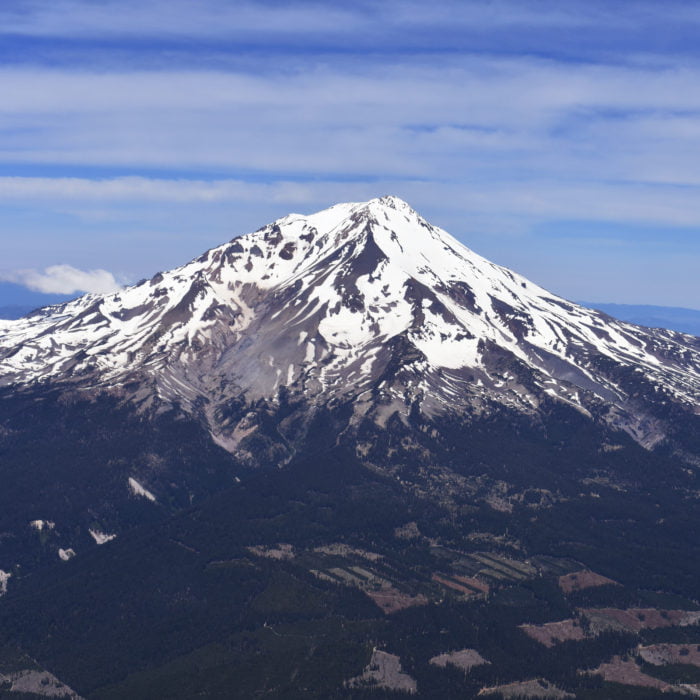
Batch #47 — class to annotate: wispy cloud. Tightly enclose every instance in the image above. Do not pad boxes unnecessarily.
[6,0,700,55]
[3,176,700,229]
[0,1,699,306]
[2,58,700,187]
[0,1,633,40]
[0,1,362,39]
[1,265,122,295]
[0,176,275,202]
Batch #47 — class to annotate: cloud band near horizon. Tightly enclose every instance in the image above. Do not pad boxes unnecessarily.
[0,265,122,295]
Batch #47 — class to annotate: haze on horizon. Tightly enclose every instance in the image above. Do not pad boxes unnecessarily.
[0,0,699,309]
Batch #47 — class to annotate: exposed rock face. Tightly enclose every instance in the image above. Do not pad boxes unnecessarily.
[429,648,490,672]
[346,649,417,694]
[0,669,83,699]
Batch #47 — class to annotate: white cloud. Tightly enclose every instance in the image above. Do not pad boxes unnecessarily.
[2,265,122,295]
[2,176,700,229]
[0,0,625,40]
[4,0,696,48]
[0,0,363,39]
[0,176,316,203]
[1,58,700,190]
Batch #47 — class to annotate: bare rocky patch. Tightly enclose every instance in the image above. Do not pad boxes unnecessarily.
[246,543,295,560]
[432,573,480,597]
[584,654,671,691]
[523,608,700,647]
[478,678,574,698]
[312,543,383,561]
[366,586,428,615]
[583,607,700,634]
[453,574,490,595]
[429,648,490,672]
[520,619,587,647]
[394,521,421,540]
[345,649,417,694]
[0,669,83,698]
[639,643,700,667]
[558,569,618,594]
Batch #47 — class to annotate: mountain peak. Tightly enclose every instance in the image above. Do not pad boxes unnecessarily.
[347,194,422,226]
[369,194,414,211]
[271,195,423,245]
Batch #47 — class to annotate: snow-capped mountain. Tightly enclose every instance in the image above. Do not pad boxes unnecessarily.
[3,197,700,700]
[1,196,699,453]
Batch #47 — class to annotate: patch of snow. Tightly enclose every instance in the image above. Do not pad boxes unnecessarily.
[30,519,55,531]
[89,529,116,545]
[128,477,156,502]
[0,569,11,596]
[58,548,76,561]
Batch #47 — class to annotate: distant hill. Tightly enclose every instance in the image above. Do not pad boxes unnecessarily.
[580,302,700,337]
[0,305,35,320]
[0,282,75,319]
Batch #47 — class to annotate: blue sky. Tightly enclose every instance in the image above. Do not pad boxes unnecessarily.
[1,0,699,307]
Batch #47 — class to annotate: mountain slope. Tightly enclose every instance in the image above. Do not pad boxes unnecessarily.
[1,196,698,458]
